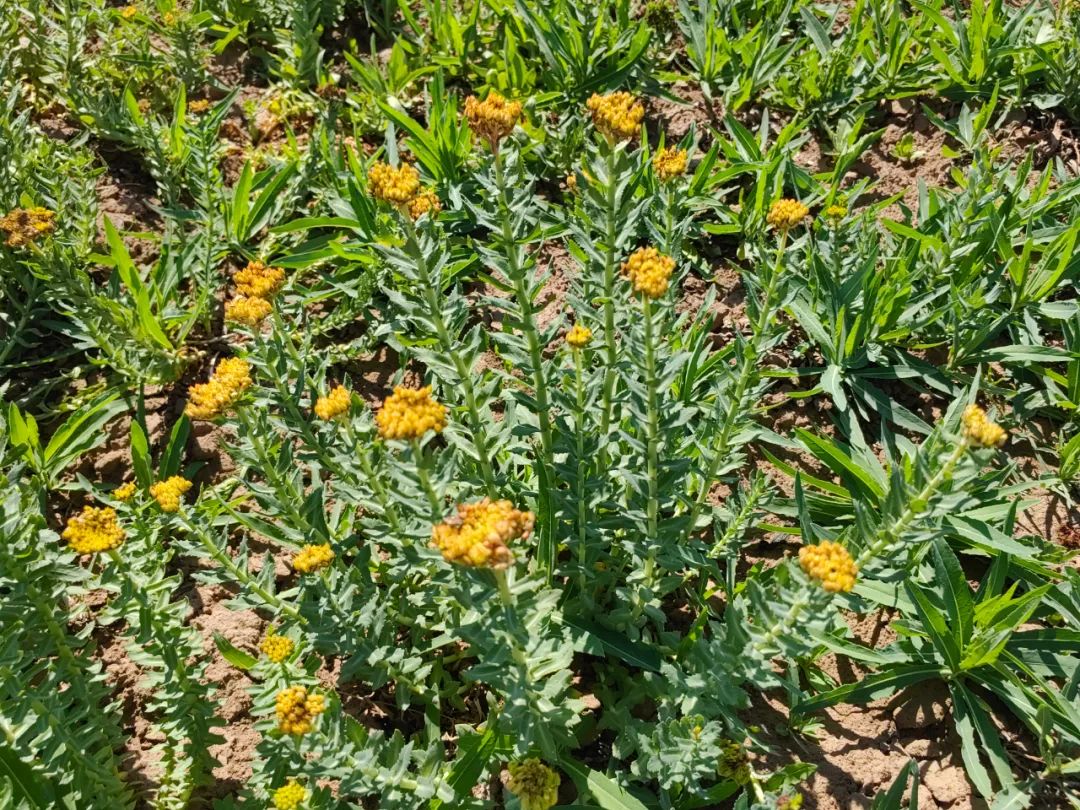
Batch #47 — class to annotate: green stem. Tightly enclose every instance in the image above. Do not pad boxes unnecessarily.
[345,422,402,533]
[856,438,970,569]
[411,438,442,518]
[401,218,498,497]
[599,146,620,442]
[642,296,660,588]
[574,348,589,589]
[493,150,556,581]
[180,517,302,621]
[682,233,788,541]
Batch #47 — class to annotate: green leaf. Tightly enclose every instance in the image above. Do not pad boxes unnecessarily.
[559,757,652,810]
[563,615,661,672]
[0,746,53,808]
[214,632,257,670]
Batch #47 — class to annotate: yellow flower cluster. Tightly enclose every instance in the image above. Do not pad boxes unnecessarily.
[406,189,441,221]
[506,759,560,810]
[314,385,350,420]
[587,92,644,142]
[653,146,687,181]
[292,543,334,574]
[119,5,138,19]
[565,173,578,195]
[566,324,593,349]
[63,506,125,554]
[234,260,285,299]
[368,161,421,205]
[464,91,523,147]
[767,198,809,231]
[188,98,211,114]
[149,476,192,513]
[0,207,56,248]
[272,782,306,810]
[274,685,325,735]
[621,246,675,300]
[185,357,253,420]
[224,296,272,326]
[824,204,846,222]
[799,541,857,593]
[261,632,294,663]
[376,385,446,441]
[115,481,137,501]
[962,404,1007,448]
[431,498,535,568]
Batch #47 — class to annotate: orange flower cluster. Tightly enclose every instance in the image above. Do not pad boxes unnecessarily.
[798,541,857,593]
[376,385,446,441]
[1,207,55,247]
[224,295,272,326]
[314,385,350,420]
[185,357,252,420]
[407,189,442,220]
[464,91,523,147]
[621,246,675,300]
[961,404,1007,448]
[292,543,334,574]
[431,498,535,568]
[274,685,325,735]
[586,92,644,142]
[234,260,285,299]
[653,146,687,181]
[63,506,125,554]
[114,481,137,501]
[150,476,192,512]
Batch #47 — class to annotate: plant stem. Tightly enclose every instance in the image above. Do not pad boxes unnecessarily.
[599,146,620,442]
[493,149,556,581]
[344,421,402,533]
[400,218,499,497]
[682,233,788,541]
[642,295,661,592]
[573,347,589,590]
[411,438,442,518]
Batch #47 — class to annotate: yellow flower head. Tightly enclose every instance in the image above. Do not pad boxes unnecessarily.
[163,9,178,25]
[314,385,350,420]
[799,541,857,593]
[188,98,211,114]
[376,385,447,441]
[464,91,523,148]
[565,173,578,195]
[274,685,325,735]
[272,782,306,810]
[63,506,125,554]
[114,481,137,502]
[119,5,138,19]
[261,632,295,663]
[234,260,285,299]
[224,295,272,326]
[653,145,687,182]
[0,207,56,248]
[185,357,253,420]
[566,324,593,349]
[767,198,809,231]
[292,543,334,574]
[961,404,1007,448]
[586,92,644,142]
[824,204,846,223]
[506,759,560,810]
[407,188,441,221]
[149,476,192,513]
[368,161,421,205]
[431,498,535,569]
[621,246,675,300]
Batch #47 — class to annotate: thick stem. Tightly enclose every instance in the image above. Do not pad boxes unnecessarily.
[411,438,442,518]
[642,296,661,589]
[344,421,402,533]
[400,218,499,497]
[682,233,788,540]
[574,348,589,589]
[493,150,556,581]
[599,147,620,441]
